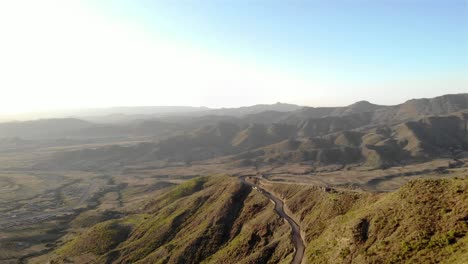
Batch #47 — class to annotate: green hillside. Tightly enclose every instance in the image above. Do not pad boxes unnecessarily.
[45,176,467,264]
[49,176,294,264]
[265,177,467,263]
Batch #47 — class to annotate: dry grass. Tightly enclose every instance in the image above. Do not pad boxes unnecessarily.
[263,177,468,263]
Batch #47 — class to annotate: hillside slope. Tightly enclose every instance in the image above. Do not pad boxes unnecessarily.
[373,93,468,123]
[264,177,467,263]
[43,176,467,264]
[285,93,468,124]
[47,176,294,264]
[232,112,468,168]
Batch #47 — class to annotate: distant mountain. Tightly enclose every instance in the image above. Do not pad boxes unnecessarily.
[281,101,385,123]
[3,94,466,124]
[284,94,468,124]
[231,112,467,168]
[0,117,189,141]
[335,100,384,116]
[4,103,301,123]
[0,103,300,140]
[83,103,302,122]
[0,118,93,139]
[7,93,468,169]
[92,106,210,115]
[77,106,211,123]
[202,102,302,117]
[372,93,468,123]
[45,111,468,170]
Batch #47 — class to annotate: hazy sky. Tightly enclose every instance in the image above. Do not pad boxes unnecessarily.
[0,0,467,114]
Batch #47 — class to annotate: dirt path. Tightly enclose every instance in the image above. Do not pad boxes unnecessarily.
[240,177,305,264]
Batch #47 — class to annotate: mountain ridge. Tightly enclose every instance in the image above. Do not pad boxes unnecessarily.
[43,176,468,264]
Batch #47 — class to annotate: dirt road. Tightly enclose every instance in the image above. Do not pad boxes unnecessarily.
[240,177,305,264]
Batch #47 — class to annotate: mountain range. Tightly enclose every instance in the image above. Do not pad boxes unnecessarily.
[17,93,466,171]
[3,93,467,264]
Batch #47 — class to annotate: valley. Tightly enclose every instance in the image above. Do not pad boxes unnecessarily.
[1,0,467,262]
[0,94,466,263]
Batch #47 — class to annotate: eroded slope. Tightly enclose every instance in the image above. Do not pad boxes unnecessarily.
[264,177,467,263]
[46,176,294,264]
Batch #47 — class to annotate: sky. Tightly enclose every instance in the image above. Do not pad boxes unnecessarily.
[0,0,467,115]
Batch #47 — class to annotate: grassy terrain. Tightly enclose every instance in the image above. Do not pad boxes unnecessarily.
[0,94,466,263]
[43,176,294,264]
[265,177,467,263]
[37,175,467,264]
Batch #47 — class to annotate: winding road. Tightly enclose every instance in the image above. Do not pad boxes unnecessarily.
[240,177,305,264]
